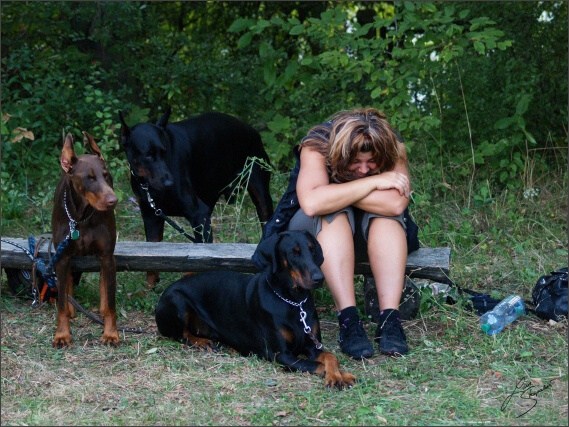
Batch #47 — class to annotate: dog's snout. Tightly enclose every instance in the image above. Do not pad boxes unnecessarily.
[106,193,118,208]
[161,170,174,187]
[312,270,324,283]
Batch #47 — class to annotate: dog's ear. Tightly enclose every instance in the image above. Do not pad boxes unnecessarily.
[252,232,283,272]
[83,131,105,162]
[118,111,131,141]
[60,133,77,174]
[271,233,287,274]
[303,230,324,266]
[156,106,171,129]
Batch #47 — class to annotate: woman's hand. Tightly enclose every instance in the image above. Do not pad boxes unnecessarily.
[353,160,411,216]
[371,171,410,198]
[297,148,411,217]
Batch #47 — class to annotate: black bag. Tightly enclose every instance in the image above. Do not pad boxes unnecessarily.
[531,267,568,322]
[464,293,502,315]
[455,287,502,315]
[5,268,35,298]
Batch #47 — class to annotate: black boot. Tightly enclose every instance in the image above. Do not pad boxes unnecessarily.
[375,309,408,356]
[338,306,374,359]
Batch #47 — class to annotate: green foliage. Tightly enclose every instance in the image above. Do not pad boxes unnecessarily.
[2,1,566,180]
[224,0,567,181]
[81,75,131,203]
[1,1,567,246]
[418,285,446,314]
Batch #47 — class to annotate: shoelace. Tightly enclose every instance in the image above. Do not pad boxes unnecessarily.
[380,320,405,338]
[340,319,366,341]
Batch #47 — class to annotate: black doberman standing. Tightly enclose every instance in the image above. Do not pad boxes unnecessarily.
[51,132,119,348]
[155,230,356,390]
[119,107,274,288]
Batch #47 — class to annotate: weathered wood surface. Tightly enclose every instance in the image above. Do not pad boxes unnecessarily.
[1,237,451,283]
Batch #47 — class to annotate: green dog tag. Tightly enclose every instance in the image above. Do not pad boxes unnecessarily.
[71,230,80,240]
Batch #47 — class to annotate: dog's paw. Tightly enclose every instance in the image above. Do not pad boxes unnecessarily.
[145,272,160,290]
[324,371,356,390]
[193,340,219,353]
[52,334,72,349]
[101,333,120,347]
[183,337,219,353]
[341,371,357,388]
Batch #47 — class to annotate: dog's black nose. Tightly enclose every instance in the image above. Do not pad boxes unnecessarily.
[312,271,324,283]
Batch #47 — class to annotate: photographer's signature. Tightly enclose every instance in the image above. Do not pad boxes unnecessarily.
[501,376,552,417]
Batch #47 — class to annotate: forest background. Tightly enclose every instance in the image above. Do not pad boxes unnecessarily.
[1,1,568,426]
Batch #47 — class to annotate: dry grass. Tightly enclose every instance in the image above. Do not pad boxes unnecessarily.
[1,286,567,426]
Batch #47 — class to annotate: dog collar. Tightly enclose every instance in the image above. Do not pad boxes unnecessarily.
[63,189,95,240]
[269,278,323,350]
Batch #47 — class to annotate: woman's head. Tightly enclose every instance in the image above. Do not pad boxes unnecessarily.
[301,107,403,183]
[328,108,402,182]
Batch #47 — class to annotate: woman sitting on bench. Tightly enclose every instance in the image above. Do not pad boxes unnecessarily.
[254,107,418,358]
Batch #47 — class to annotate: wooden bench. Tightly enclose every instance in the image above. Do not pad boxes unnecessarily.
[1,237,451,320]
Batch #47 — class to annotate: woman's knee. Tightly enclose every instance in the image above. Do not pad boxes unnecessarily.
[319,212,356,261]
[318,213,355,252]
[321,211,352,234]
[367,217,406,242]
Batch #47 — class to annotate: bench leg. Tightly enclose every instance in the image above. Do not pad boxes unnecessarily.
[363,274,421,322]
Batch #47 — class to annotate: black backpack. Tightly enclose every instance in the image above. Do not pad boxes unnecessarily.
[531,267,568,322]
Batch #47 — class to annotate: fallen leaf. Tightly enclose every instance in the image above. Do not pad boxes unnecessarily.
[11,127,35,143]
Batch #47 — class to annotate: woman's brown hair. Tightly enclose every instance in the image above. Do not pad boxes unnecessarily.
[300,107,404,183]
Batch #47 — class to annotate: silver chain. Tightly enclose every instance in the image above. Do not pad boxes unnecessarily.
[269,278,323,350]
[63,189,95,240]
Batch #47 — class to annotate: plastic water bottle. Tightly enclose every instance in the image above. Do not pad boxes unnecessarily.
[480,295,526,335]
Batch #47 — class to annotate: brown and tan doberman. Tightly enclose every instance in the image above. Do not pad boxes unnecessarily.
[51,132,119,348]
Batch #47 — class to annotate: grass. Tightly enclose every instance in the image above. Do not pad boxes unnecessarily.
[1,156,568,425]
[1,295,567,425]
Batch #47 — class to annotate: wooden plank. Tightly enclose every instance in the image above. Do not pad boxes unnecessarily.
[1,237,451,283]
[355,246,451,283]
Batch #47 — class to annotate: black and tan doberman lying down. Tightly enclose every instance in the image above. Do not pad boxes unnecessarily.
[155,230,356,389]
[51,132,119,348]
